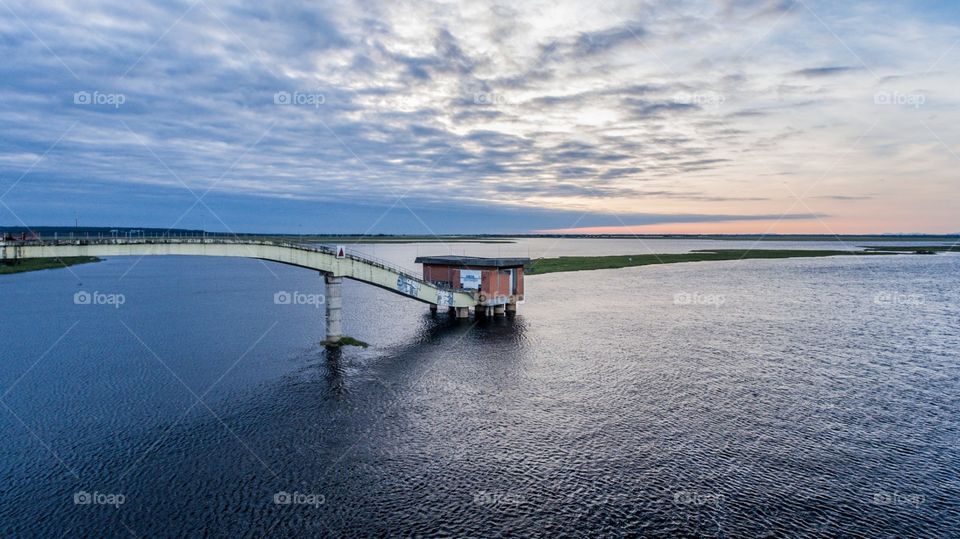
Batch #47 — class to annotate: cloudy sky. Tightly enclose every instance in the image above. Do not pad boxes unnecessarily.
[1,0,958,234]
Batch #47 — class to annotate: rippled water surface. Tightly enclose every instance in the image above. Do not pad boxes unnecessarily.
[1,239,958,537]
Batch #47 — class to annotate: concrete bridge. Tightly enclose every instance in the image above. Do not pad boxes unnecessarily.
[1,238,478,344]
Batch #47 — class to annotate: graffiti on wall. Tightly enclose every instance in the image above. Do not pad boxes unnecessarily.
[436,290,453,307]
[397,275,421,296]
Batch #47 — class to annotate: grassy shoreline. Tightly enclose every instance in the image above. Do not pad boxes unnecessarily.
[525,249,899,275]
[0,256,100,275]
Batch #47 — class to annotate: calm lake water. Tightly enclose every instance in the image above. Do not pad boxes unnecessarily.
[1,239,958,537]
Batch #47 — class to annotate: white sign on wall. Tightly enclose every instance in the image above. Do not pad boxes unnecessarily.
[460,269,481,289]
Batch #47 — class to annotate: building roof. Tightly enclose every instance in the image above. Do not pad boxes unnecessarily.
[414,255,530,268]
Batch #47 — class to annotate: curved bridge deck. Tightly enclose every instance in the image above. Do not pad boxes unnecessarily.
[1,238,476,308]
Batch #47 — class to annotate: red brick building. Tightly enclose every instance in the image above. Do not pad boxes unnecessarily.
[415,256,528,312]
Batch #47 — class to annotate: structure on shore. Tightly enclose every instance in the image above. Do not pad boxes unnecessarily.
[2,238,528,344]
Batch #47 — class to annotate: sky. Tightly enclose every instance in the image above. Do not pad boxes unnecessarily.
[0,0,958,235]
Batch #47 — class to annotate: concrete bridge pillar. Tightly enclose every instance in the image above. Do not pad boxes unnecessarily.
[506,301,517,315]
[494,305,506,316]
[455,307,470,319]
[324,274,343,343]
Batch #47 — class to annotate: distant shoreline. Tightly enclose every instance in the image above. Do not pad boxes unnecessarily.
[2,227,959,244]
[2,242,954,276]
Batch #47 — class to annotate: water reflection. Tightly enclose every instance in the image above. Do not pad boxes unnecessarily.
[1,246,958,537]
[321,347,347,398]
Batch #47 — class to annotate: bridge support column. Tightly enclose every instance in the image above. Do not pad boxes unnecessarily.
[429,304,438,313]
[324,274,343,343]
[494,305,506,316]
[455,307,470,319]
[506,302,517,315]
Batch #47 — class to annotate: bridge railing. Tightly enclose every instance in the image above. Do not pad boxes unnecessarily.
[337,249,422,280]
[335,248,467,294]
[16,237,465,294]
